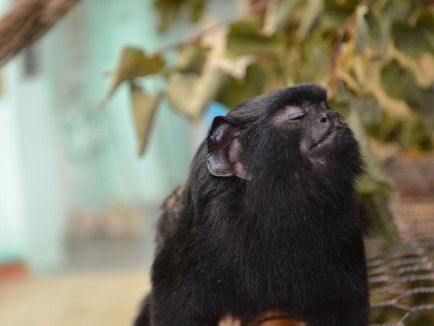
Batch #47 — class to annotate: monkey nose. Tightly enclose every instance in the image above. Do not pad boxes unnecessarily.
[320,111,340,124]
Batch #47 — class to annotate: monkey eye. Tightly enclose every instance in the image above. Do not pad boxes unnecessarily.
[285,106,306,121]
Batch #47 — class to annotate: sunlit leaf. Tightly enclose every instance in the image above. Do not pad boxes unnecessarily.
[366,98,433,150]
[348,106,391,191]
[355,5,369,54]
[102,47,165,105]
[353,96,381,128]
[356,174,393,197]
[399,113,433,151]
[154,0,185,33]
[154,0,206,32]
[391,12,434,57]
[297,0,323,40]
[393,52,434,88]
[226,17,286,57]
[175,45,208,73]
[217,63,266,109]
[366,110,400,143]
[298,37,331,82]
[208,56,254,80]
[263,0,300,36]
[187,0,206,23]
[381,60,407,98]
[403,81,434,133]
[322,0,355,32]
[378,13,391,61]
[382,0,413,21]
[381,59,434,132]
[167,68,227,121]
[129,84,162,155]
[348,103,395,239]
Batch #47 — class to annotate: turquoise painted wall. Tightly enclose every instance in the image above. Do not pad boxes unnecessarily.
[0,0,205,273]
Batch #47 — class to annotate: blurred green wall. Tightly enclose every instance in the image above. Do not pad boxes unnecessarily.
[0,0,194,274]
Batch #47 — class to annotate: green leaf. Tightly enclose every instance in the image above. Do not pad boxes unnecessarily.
[166,68,227,121]
[322,0,355,32]
[296,36,331,82]
[353,96,381,128]
[348,106,391,188]
[297,0,324,40]
[187,0,206,23]
[102,47,165,105]
[348,106,395,240]
[391,12,434,57]
[226,17,286,57]
[381,59,434,133]
[355,5,370,54]
[399,113,433,150]
[380,60,407,98]
[378,14,391,61]
[356,174,393,197]
[174,45,208,73]
[263,0,300,36]
[129,85,162,155]
[153,0,206,32]
[153,0,185,33]
[403,81,434,133]
[383,0,413,21]
[217,63,266,109]
[366,111,400,142]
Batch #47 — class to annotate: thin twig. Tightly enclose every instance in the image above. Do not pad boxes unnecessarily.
[330,16,354,93]
[152,0,272,56]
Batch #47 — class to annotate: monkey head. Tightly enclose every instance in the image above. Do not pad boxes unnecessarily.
[206,84,361,185]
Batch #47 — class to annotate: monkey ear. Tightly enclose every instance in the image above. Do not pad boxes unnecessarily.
[206,116,251,180]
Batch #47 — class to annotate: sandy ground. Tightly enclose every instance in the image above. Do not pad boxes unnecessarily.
[0,268,149,326]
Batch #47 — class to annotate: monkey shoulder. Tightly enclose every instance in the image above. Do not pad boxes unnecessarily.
[155,184,188,250]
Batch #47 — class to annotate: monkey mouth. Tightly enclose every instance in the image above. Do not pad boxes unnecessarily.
[310,128,336,150]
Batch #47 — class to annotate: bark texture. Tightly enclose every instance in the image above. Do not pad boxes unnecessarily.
[0,0,80,64]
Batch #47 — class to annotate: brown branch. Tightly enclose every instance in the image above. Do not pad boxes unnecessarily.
[329,0,376,93]
[329,21,352,93]
[0,0,80,65]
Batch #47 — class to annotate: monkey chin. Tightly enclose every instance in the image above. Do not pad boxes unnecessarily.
[302,129,339,167]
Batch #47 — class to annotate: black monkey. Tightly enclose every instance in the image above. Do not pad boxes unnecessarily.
[134,84,369,326]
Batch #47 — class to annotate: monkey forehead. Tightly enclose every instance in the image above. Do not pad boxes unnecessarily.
[233,84,327,115]
[264,84,327,106]
[228,84,328,127]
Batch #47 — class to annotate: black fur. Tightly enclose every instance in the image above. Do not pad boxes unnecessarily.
[134,84,369,326]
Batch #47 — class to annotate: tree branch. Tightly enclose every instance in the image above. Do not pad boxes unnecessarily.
[0,0,80,65]
[152,0,272,56]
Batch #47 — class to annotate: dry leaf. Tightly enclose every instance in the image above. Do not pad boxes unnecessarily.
[167,67,227,121]
[129,84,162,155]
[102,47,165,106]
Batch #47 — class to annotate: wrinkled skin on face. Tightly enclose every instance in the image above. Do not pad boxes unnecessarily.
[207,84,361,183]
[273,101,351,168]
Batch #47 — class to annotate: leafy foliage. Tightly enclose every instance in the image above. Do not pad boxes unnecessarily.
[102,47,164,105]
[153,0,207,32]
[130,84,162,155]
[99,0,434,240]
[104,0,433,162]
